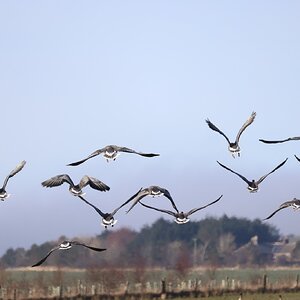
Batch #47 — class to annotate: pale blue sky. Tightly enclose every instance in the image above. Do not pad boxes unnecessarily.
[1,1,300,255]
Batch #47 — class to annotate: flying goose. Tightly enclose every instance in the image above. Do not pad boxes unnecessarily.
[41,174,110,196]
[262,198,300,220]
[217,158,288,192]
[259,136,300,144]
[122,186,179,214]
[67,145,160,166]
[139,195,223,224]
[78,189,142,228]
[31,240,106,267]
[206,111,256,158]
[0,160,26,200]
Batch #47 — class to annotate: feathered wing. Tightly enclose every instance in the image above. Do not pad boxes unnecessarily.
[41,174,74,188]
[31,247,59,267]
[295,155,300,163]
[205,119,231,145]
[263,199,300,220]
[111,188,144,215]
[79,176,110,192]
[125,188,149,213]
[235,111,256,143]
[71,241,106,252]
[257,158,288,184]
[78,195,105,218]
[67,149,104,166]
[118,146,160,157]
[2,160,26,189]
[259,136,300,144]
[160,188,179,212]
[217,161,251,184]
[139,201,176,217]
[186,195,223,216]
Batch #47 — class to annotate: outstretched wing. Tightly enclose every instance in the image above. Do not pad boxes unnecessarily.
[118,146,160,157]
[186,195,223,216]
[217,161,251,184]
[78,195,105,217]
[31,247,59,267]
[2,160,26,189]
[72,241,106,252]
[263,199,300,220]
[41,174,74,188]
[160,188,179,212]
[139,201,176,217]
[257,158,288,184]
[79,176,110,192]
[235,111,256,143]
[124,188,149,213]
[67,149,104,166]
[259,137,300,144]
[294,155,300,163]
[206,119,231,145]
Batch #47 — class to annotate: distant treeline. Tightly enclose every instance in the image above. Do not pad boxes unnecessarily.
[1,215,281,268]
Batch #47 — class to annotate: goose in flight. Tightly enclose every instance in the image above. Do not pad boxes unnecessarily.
[206,111,256,158]
[122,186,179,214]
[139,195,223,224]
[0,160,26,200]
[78,189,142,228]
[217,158,288,192]
[262,198,300,220]
[259,136,300,144]
[31,240,106,267]
[41,174,110,196]
[67,145,160,166]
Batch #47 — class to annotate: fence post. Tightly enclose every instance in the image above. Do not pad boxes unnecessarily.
[262,274,267,293]
[13,288,17,300]
[296,274,299,288]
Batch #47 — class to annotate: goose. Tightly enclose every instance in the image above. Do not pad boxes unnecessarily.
[78,189,142,228]
[206,111,256,158]
[262,198,300,220]
[41,174,110,196]
[259,136,300,144]
[67,145,160,166]
[0,160,26,200]
[217,158,288,192]
[121,186,179,214]
[31,240,106,267]
[139,195,223,224]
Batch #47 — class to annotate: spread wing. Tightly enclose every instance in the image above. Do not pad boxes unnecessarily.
[2,160,26,189]
[206,119,231,144]
[31,246,60,267]
[79,176,110,192]
[71,241,106,252]
[294,155,300,163]
[186,195,223,216]
[124,188,150,213]
[217,161,251,184]
[118,146,160,157]
[159,188,179,212]
[139,201,176,217]
[111,188,144,215]
[67,149,104,166]
[41,174,74,188]
[257,158,288,184]
[78,195,105,217]
[259,137,300,144]
[263,199,300,220]
[235,111,256,143]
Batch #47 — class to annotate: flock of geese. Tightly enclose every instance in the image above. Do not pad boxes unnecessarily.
[3,112,300,268]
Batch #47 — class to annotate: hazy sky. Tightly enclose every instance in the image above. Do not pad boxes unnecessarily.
[1,1,300,255]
